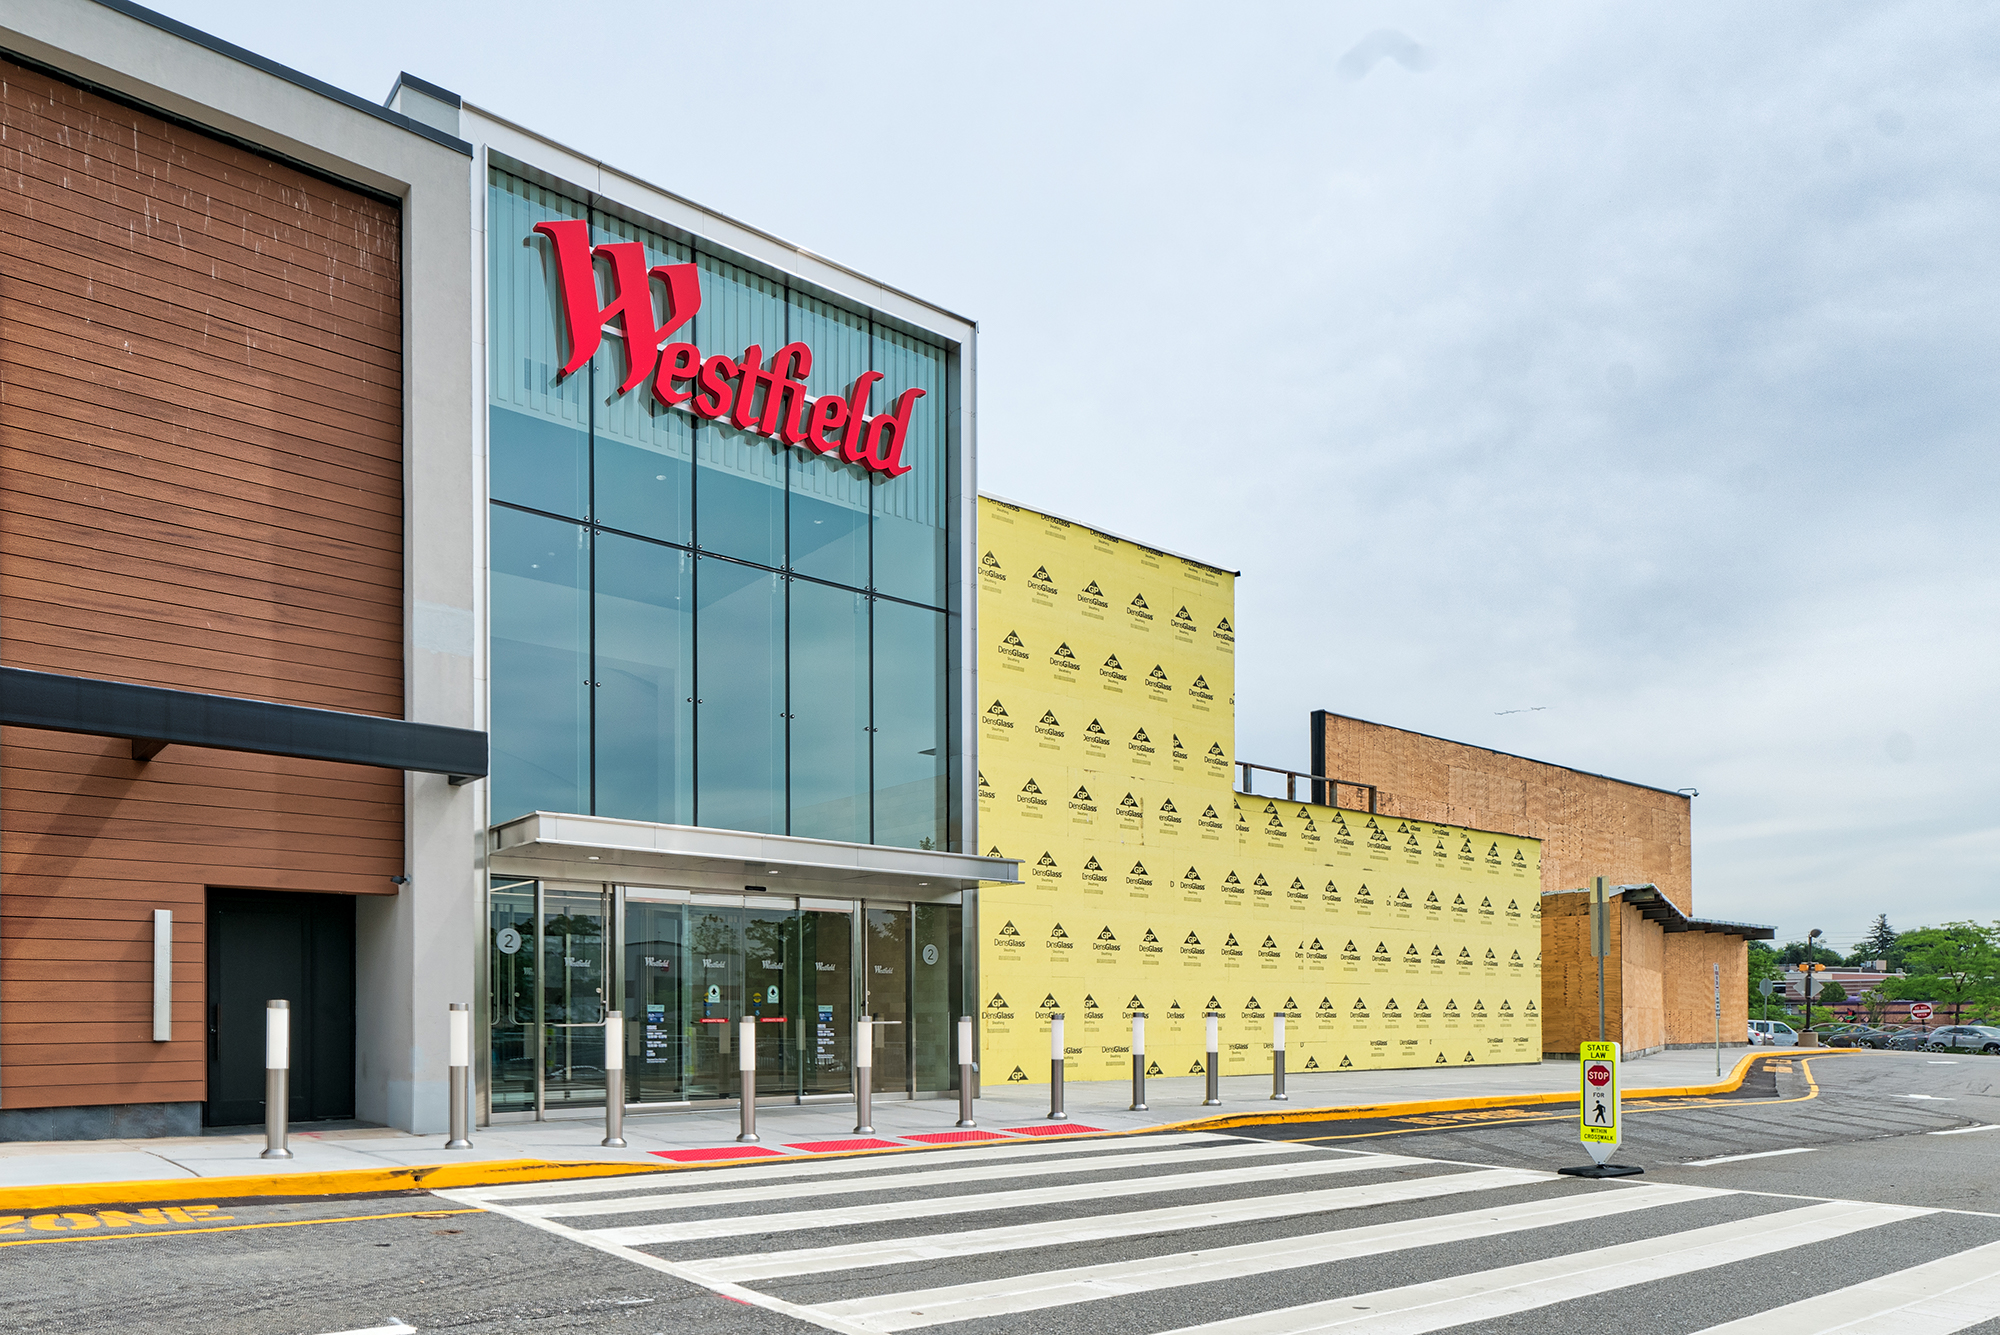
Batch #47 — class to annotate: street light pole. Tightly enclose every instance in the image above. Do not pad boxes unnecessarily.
[1805,928,1823,1038]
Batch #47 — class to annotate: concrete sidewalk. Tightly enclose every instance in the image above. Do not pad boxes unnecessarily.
[0,1047,1765,1193]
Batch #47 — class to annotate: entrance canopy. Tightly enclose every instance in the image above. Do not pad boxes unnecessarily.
[489,811,1018,899]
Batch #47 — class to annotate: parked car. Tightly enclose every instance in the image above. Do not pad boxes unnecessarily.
[1886,1028,1927,1050]
[1749,1020,1799,1046]
[1923,1025,2000,1054]
[1824,1026,1892,1048]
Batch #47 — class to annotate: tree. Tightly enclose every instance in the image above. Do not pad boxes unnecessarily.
[1859,987,1892,1026]
[1845,914,1900,967]
[1780,939,1842,967]
[1747,942,1786,1019]
[1885,922,2000,1024]
[1816,980,1848,1007]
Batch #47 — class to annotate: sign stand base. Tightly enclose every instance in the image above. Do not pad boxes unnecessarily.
[1558,1163,1645,1178]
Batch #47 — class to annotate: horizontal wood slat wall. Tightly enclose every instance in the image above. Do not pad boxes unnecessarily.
[1,60,405,1114]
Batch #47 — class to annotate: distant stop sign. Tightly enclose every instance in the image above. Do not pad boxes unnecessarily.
[1586,1062,1612,1087]
[1911,1003,1934,1021]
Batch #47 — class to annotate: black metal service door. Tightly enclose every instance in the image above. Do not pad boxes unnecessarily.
[205,889,356,1126]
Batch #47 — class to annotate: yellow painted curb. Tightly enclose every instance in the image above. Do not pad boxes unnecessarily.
[0,1156,682,1212]
[1160,1048,1856,1133]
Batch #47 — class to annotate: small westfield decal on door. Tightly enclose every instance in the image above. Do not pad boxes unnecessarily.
[533,219,924,477]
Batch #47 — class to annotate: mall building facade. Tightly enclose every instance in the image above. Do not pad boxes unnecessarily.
[0,0,1006,1138]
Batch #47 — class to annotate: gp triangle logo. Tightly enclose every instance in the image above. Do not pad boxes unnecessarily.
[1217,617,1232,632]
[1193,674,1209,689]
[981,551,1000,568]
[1319,996,1336,1010]
[1104,653,1123,669]
[1133,727,1151,743]
[986,845,1002,857]
[1121,793,1141,810]
[1040,710,1061,725]
[1185,867,1202,882]
[1131,860,1149,876]
[1189,1060,1206,1074]
[1142,928,1159,943]
[1037,851,1057,868]
[1046,921,1066,938]
[1445,999,1459,1011]
[1052,642,1076,660]
[1131,594,1149,610]
[1176,605,1192,620]
[1097,926,1117,941]
[1087,718,1107,735]
[1007,1066,1028,1082]
[1416,999,1430,1011]
[1148,664,1169,683]
[1464,1051,1477,1063]
[986,700,1007,716]
[1083,856,1103,871]
[1224,871,1241,886]
[1254,874,1269,887]
[1339,1054,1353,1068]
[1002,629,1024,647]
[1032,565,1052,583]
[1083,579,1102,595]
[997,921,1021,937]
[1208,743,1226,757]
[988,992,1007,1008]
[1435,1052,1448,1065]
[1262,936,1278,948]
[1203,805,1219,819]
[1184,931,1201,945]
[1127,994,1144,1009]
[1244,996,1262,1011]
[1284,996,1299,1011]
[1082,995,1100,1010]
[1021,778,1042,794]
[1146,1059,1164,1076]
[1073,784,1092,800]
[1160,798,1178,814]
[1040,993,1060,1008]
[1224,933,1240,947]
[1206,996,1222,1010]
[1305,1056,1321,1070]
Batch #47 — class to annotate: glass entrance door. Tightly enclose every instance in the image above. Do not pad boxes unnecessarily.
[865,905,910,1096]
[541,886,609,1111]
[685,904,742,1099]
[623,898,684,1104]
[796,906,854,1096]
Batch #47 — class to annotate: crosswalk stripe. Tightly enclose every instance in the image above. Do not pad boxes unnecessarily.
[456,1131,1238,1204]
[1687,1236,2000,1334]
[524,1138,1314,1220]
[589,1151,1431,1246]
[816,1181,1728,1329]
[689,1166,1558,1284]
[1148,1199,1932,1335]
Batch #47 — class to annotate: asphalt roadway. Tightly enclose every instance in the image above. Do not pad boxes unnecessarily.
[4,1051,1996,1335]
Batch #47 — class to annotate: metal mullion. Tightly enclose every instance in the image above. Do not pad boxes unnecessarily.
[532,878,545,1121]
[783,281,793,839]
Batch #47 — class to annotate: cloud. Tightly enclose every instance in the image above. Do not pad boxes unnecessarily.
[1334,28,1438,81]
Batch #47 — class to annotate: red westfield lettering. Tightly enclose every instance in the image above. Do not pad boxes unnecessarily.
[533,220,921,477]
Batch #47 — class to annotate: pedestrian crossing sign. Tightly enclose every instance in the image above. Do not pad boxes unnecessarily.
[1580,1040,1619,1148]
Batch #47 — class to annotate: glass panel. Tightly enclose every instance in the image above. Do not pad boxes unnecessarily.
[696,559,786,834]
[864,906,910,1095]
[911,903,962,1093]
[490,508,590,823]
[870,328,949,609]
[595,408,692,546]
[789,292,872,587]
[745,908,795,1098]
[541,887,607,1110]
[488,880,536,1114]
[623,898,685,1104]
[491,406,588,522]
[685,906,742,1100]
[594,535,692,825]
[788,582,870,843]
[796,908,854,1097]
[488,172,590,518]
[694,253,788,568]
[872,600,947,849]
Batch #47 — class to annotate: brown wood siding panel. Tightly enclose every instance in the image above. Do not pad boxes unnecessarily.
[0,58,405,1113]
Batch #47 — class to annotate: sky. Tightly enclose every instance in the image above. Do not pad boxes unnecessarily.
[154,0,2000,951]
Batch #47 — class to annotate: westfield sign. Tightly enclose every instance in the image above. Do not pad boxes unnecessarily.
[534,220,923,477]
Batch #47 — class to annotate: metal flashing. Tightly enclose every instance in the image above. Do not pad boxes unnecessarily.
[978,492,1240,578]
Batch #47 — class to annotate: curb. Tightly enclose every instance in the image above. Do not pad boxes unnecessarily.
[0,1049,1858,1209]
[1157,1048,1854,1134]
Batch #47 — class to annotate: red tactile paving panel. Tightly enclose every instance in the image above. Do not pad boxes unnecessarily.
[903,1131,1012,1144]
[650,1146,787,1162]
[1003,1124,1108,1136]
[785,1138,904,1153]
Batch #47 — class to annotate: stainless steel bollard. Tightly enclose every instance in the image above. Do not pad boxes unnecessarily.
[737,1015,759,1142]
[1271,1012,1289,1101]
[261,999,292,1159]
[1130,1012,1149,1111]
[854,1017,874,1133]
[956,1015,977,1128]
[1048,1012,1068,1121]
[1203,1012,1223,1106]
[602,1013,627,1148]
[446,1002,473,1148]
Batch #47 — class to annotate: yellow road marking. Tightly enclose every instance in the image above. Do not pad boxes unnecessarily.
[0,1206,483,1249]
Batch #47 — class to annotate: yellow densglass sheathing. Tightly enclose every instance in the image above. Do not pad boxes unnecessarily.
[975,497,1541,1085]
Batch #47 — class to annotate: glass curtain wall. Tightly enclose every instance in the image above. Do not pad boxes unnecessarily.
[488,168,956,849]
